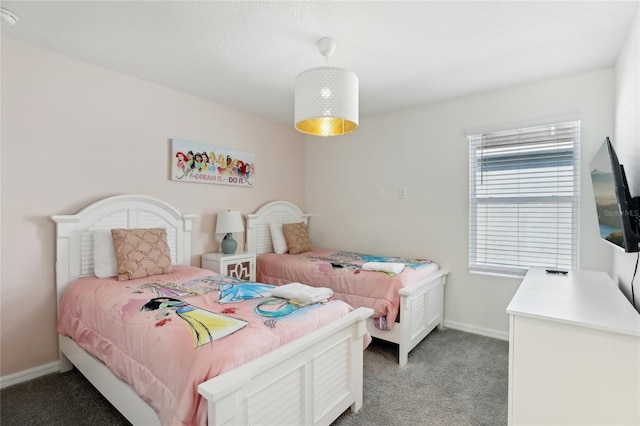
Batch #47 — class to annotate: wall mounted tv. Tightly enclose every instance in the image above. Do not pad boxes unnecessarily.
[589,137,640,253]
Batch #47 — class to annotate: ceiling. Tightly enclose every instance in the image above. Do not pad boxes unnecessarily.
[1,1,638,126]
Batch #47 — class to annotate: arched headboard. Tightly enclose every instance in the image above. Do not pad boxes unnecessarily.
[51,194,196,298]
[246,200,311,255]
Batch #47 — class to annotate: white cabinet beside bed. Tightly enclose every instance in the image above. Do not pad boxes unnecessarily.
[507,267,640,425]
[201,251,256,281]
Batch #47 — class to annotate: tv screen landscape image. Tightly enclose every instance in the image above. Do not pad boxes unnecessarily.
[590,141,626,248]
[590,137,640,252]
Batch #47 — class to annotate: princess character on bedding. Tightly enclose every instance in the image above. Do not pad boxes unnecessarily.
[141,297,248,348]
[142,276,338,349]
[257,248,440,332]
[57,265,362,425]
[217,282,274,303]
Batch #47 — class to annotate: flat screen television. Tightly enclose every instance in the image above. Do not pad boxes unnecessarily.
[589,137,640,252]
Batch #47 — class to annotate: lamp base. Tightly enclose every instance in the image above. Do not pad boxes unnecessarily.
[221,233,237,255]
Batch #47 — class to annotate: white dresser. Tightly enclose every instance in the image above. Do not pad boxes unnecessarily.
[507,267,640,425]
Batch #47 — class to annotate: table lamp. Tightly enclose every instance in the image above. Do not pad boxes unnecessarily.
[216,210,244,254]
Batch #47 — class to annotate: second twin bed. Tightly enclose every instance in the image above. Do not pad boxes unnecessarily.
[246,200,449,366]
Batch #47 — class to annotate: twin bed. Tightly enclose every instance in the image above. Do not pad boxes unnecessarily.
[53,194,447,424]
[246,200,449,367]
[53,194,372,426]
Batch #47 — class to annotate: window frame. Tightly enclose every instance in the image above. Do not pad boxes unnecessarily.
[468,120,581,277]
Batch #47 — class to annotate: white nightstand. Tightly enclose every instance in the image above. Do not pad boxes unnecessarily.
[201,251,256,281]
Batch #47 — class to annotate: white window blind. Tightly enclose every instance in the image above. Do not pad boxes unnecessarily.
[469,121,580,276]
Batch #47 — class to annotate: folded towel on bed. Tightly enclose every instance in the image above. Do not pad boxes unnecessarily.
[271,282,333,304]
[362,262,405,274]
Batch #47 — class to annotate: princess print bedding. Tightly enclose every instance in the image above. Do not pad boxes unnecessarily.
[256,249,439,330]
[57,265,363,426]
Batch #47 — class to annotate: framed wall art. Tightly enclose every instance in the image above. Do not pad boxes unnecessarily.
[171,139,255,187]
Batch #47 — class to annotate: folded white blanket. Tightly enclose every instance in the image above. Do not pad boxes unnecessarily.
[362,262,405,274]
[271,282,333,304]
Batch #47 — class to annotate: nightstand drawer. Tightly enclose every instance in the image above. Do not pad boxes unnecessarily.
[201,252,256,281]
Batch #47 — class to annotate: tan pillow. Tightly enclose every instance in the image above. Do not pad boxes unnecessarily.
[282,222,312,255]
[111,228,173,281]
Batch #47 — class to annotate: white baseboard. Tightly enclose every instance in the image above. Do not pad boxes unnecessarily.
[0,361,59,390]
[444,319,509,341]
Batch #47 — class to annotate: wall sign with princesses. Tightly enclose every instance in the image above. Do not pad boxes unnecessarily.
[170,139,255,187]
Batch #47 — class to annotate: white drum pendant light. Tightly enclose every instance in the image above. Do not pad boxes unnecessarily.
[295,38,359,136]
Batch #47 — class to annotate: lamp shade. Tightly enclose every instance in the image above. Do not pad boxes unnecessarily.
[294,66,359,136]
[215,211,244,234]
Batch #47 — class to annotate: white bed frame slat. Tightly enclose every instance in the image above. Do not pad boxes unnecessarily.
[52,194,371,425]
[247,200,449,367]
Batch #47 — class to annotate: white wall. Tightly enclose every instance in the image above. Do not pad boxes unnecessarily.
[613,9,640,310]
[305,69,615,338]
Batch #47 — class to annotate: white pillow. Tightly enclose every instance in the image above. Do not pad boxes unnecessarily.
[270,222,288,254]
[93,229,118,278]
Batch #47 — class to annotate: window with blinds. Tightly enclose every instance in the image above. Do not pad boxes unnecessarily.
[468,121,580,276]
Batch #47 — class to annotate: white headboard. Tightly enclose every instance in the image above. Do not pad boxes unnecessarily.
[51,194,196,297]
[246,201,311,255]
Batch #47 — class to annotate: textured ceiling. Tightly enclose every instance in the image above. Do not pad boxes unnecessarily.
[1,1,638,125]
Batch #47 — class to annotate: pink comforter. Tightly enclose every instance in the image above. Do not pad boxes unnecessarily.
[57,265,361,426]
[257,249,439,329]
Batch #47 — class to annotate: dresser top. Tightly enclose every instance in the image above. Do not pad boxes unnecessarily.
[507,267,640,336]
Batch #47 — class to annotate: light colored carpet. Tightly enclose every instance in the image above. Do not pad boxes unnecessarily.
[333,328,508,426]
[1,328,508,426]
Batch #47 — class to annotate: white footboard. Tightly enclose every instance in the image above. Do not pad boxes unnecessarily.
[367,269,448,366]
[199,307,373,426]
